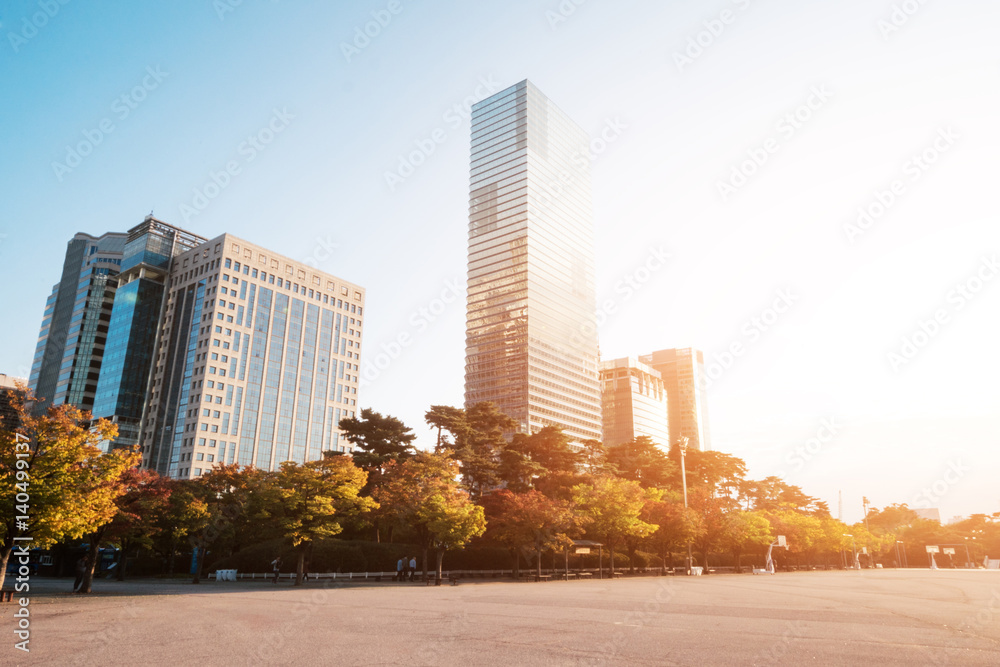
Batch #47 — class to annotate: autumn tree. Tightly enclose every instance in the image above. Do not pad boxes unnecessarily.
[97,468,172,581]
[643,496,705,572]
[572,477,658,575]
[376,451,485,580]
[483,489,577,577]
[268,455,375,585]
[0,389,139,592]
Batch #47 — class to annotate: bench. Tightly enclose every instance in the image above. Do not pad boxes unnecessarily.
[534,574,552,582]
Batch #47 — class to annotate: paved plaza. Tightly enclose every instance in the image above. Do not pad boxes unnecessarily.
[4,570,999,666]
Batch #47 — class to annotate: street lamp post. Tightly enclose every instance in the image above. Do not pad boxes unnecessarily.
[679,436,693,575]
[896,540,907,568]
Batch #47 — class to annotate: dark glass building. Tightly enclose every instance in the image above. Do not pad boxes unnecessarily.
[93,218,207,450]
[28,232,126,414]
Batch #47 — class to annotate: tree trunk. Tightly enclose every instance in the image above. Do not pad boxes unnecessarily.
[0,542,12,591]
[734,551,742,574]
[78,540,101,594]
[701,550,710,575]
[117,544,129,582]
[536,548,542,579]
[435,549,445,584]
[511,548,520,578]
[609,546,616,577]
[422,546,429,582]
[167,535,176,575]
[295,548,305,586]
[192,543,208,584]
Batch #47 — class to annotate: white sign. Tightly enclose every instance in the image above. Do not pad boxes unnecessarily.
[575,548,591,555]
[943,548,955,555]
[926,545,940,554]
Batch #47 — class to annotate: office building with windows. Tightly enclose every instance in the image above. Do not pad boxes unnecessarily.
[465,79,602,443]
[639,348,711,451]
[31,217,365,478]
[143,234,365,478]
[599,357,670,449]
[28,232,126,415]
[93,218,207,450]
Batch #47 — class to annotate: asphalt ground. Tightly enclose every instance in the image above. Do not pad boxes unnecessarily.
[2,569,998,666]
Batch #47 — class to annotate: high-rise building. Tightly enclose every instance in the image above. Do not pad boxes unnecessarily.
[639,348,711,451]
[142,233,365,479]
[93,218,207,450]
[32,218,365,478]
[28,232,127,414]
[599,357,670,449]
[465,79,602,443]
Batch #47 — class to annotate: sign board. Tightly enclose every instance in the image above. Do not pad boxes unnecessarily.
[926,545,939,554]
[575,548,591,555]
[776,535,787,548]
[861,547,868,555]
[942,548,955,555]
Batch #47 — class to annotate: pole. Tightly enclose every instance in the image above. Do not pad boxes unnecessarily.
[679,437,692,575]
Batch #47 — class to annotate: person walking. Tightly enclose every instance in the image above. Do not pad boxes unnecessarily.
[409,555,417,582]
[271,556,282,584]
[73,557,86,592]
[396,557,404,582]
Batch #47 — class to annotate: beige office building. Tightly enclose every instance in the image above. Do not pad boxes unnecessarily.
[600,357,670,449]
[639,348,711,451]
[141,234,364,478]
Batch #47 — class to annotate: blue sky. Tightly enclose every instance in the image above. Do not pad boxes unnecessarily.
[2,0,998,523]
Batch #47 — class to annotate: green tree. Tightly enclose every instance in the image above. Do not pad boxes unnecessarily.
[720,510,773,573]
[341,408,416,541]
[99,468,172,582]
[268,455,376,585]
[606,436,676,489]
[152,480,211,577]
[572,477,658,575]
[424,403,515,499]
[643,496,705,572]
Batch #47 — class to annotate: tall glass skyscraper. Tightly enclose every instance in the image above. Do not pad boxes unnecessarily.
[29,232,126,414]
[465,80,602,443]
[93,217,207,450]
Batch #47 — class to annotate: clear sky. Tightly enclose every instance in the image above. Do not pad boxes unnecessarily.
[2,0,997,524]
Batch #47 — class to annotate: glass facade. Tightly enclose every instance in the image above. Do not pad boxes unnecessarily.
[28,232,126,414]
[465,80,602,443]
[600,358,671,450]
[145,234,364,478]
[93,218,207,451]
[640,348,712,451]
